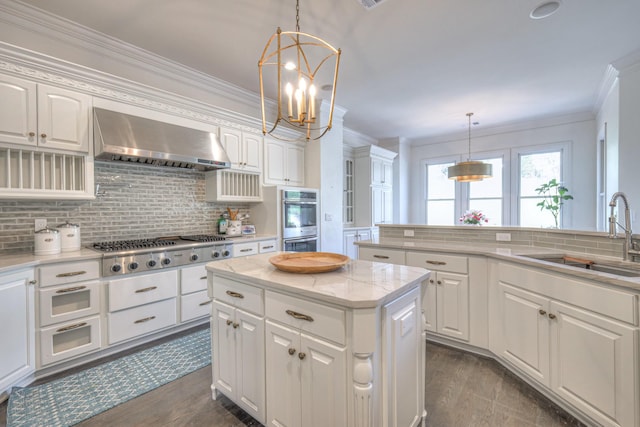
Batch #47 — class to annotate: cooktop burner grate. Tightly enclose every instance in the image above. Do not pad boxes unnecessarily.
[180,235,227,242]
[92,238,177,252]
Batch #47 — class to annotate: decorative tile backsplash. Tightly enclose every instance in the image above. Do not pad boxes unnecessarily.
[0,162,250,255]
[379,225,625,259]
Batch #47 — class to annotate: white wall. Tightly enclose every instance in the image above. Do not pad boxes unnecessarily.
[596,79,620,230]
[380,137,410,224]
[618,62,640,227]
[408,116,598,230]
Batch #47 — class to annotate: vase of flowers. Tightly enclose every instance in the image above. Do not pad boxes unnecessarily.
[459,210,489,225]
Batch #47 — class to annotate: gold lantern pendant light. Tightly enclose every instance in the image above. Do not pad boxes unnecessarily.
[448,112,493,182]
[258,0,341,141]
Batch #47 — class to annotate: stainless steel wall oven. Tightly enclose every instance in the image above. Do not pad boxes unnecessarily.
[282,189,318,251]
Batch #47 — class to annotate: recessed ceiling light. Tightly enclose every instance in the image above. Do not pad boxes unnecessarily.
[530,1,561,19]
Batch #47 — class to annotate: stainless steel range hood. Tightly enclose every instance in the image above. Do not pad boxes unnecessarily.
[94,108,231,171]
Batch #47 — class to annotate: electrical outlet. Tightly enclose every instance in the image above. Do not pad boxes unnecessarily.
[324,213,333,221]
[496,232,511,242]
[403,229,415,237]
[35,218,47,231]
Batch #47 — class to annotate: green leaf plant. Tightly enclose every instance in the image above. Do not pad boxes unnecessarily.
[535,178,574,228]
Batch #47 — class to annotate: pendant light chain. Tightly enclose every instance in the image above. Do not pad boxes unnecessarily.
[467,112,473,162]
[295,0,300,32]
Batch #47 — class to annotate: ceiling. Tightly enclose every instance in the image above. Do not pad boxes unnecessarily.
[15,0,640,141]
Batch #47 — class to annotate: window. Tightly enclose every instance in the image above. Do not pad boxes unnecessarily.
[469,157,503,225]
[426,161,455,225]
[518,150,563,228]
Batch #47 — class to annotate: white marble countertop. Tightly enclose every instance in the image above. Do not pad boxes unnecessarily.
[356,238,640,291]
[0,248,102,275]
[205,251,430,308]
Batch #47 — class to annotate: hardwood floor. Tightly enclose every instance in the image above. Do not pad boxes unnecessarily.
[0,338,585,427]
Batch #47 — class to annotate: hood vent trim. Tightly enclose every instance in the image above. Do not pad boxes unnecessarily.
[93,108,231,171]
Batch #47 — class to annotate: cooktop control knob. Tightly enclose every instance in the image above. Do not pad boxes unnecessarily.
[223,250,230,257]
[129,261,139,270]
[212,251,220,258]
[190,254,199,262]
[111,264,122,273]
[161,258,171,266]
[147,259,157,268]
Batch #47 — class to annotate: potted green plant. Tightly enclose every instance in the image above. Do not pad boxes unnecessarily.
[535,178,573,228]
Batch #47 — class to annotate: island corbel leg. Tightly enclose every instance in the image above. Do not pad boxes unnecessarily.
[353,352,374,426]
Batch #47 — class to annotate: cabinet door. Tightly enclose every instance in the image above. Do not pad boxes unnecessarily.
[213,301,237,397]
[219,127,243,169]
[372,186,383,224]
[381,188,392,223]
[497,283,550,386]
[264,139,286,184]
[37,84,91,152]
[437,272,469,341]
[381,161,393,187]
[300,334,347,427]
[550,301,638,427]
[236,309,266,423]
[424,276,438,333]
[343,230,358,258]
[371,158,383,185]
[0,270,35,393]
[242,133,262,173]
[265,320,301,427]
[0,75,37,147]
[286,143,305,186]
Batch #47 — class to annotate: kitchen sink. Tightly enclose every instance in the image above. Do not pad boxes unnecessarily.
[523,255,640,278]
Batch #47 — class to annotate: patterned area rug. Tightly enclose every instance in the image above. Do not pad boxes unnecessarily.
[7,328,211,427]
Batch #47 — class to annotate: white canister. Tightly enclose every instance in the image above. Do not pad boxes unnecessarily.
[34,227,61,255]
[226,220,243,236]
[57,221,81,252]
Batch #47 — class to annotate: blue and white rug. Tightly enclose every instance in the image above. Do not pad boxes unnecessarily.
[7,328,211,427]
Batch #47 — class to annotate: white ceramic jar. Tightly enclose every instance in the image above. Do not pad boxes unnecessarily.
[57,221,81,252]
[226,220,242,236]
[34,227,61,255]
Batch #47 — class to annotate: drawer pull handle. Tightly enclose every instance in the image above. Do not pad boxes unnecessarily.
[263,245,274,249]
[539,309,547,316]
[426,260,447,265]
[56,285,87,294]
[56,322,87,333]
[226,290,244,299]
[199,300,212,306]
[55,270,87,278]
[286,309,314,322]
[134,316,156,324]
[135,286,158,293]
[373,255,389,259]
[288,348,296,356]
[548,313,557,320]
[240,249,253,253]
[199,276,207,280]
[298,352,306,360]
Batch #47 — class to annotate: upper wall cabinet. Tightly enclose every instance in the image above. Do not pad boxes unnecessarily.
[0,74,91,153]
[354,145,397,227]
[263,138,304,187]
[219,127,262,173]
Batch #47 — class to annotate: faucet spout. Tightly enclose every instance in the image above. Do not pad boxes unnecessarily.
[609,192,633,260]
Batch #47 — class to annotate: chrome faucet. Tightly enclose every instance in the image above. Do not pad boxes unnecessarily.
[608,192,640,261]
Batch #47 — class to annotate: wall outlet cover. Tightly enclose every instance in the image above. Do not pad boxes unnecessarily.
[404,229,415,237]
[496,232,512,242]
[35,218,47,231]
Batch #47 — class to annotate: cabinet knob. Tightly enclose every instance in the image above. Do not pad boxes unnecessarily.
[29,279,37,285]
[539,309,547,316]
[437,280,442,285]
[288,348,296,356]
[298,352,306,360]
[29,132,35,137]
[232,322,239,329]
[40,133,47,138]
[429,279,435,284]
[226,319,233,326]
[548,313,557,320]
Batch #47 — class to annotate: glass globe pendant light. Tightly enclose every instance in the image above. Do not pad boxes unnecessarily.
[448,112,493,182]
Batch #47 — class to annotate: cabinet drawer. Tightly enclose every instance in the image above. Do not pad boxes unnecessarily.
[181,290,211,323]
[108,270,178,312]
[39,280,101,327]
[38,260,100,287]
[259,240,277,253]
[234,241,259,257]
[212,276,264,316]
[406,251,468,274]
[265,290,346,345]
[108,298,177,344]
[181,264,208,295]
[39,315,101,366]
[358,247,405,265]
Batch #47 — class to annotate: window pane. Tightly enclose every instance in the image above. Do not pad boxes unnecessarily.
[521,197,555,228]
[427,201,454,225]
[427,163,454,199]
[470,158,502,198]
[520,152,561,197]
[469,199,502,226]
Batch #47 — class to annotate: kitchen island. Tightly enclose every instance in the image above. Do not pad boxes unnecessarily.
[206,252,430,427]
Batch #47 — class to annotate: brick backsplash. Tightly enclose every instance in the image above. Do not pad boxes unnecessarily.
[379,225,626,259]
[0,162,250,255]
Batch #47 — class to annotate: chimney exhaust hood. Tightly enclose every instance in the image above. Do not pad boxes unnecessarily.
[93,108,231,171]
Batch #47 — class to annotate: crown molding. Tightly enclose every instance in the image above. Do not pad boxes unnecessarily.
[611,48,640,75]
[592,64,619,115]
[343,127,378,148]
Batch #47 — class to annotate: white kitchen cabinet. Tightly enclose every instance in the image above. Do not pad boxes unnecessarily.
[343,227,371,258]
[406,251,470,342]
[259,239,278,253]
[211,278,265,423]
[358,246,405,265]
[343,154,355,225]
[0,268,36,396]
[0,74,91,152]
[219,126,262,173]
[264,138,304,186]
[180,264,211,323]
[495,262,639,427]
[354,145,396,227]
[233,241,259,257]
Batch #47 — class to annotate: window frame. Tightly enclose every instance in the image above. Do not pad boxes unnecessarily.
[464,150,509,226]
[422,156,460,225]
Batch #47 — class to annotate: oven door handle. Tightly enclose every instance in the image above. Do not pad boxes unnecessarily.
[284,236,318,244]
[283,201,317,205]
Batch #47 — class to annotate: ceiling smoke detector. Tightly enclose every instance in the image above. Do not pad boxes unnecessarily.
[530,1,561,19]
[356,0,388,10]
